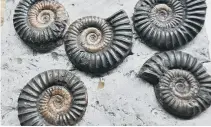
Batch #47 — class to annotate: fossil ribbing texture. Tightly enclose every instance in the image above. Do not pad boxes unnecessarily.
[133,0,207,50]
[18,70,88,126]
[64,10,133,73]
[13,0,69,52]
[139,51,211,118]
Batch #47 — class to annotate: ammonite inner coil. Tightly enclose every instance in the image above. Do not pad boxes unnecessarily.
[18,70,88,126]
[13,0,69,52]
[64,10,133,73]
[133,0,207,50]
[139,51,211,118]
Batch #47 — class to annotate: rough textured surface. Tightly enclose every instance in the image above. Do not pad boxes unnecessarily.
[133,0,207,50]
[1,0,5,26]
[64,10,133,73]
[140,51,211,119]
[18,69,88,126]
[1,0,211,126]
[13,0,69,53]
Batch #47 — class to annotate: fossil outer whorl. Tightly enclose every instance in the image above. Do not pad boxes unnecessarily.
[133,0,207,50]
[64,10,132,73]
[13,0,69,52]
[139,51,211,118]
[18,70,88,126]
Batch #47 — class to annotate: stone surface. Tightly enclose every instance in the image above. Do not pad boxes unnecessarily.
[1,0,211,126]
[0,0,5,26]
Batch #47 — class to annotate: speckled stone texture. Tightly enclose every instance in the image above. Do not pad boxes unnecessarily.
[1,0,211,126]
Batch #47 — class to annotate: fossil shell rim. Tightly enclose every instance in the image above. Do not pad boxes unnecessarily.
[139,51,211,118]
[133,0,207,50]
[64,10,133,73]
[18,70,88,126]
[154,69,201,118]
[13,0,69,52]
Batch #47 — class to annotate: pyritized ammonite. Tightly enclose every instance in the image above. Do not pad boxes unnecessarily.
[133,0,207,50]
[13,0,69,52]
[18,70,88,126]
[139,51,211,118]
[64,10,132,73]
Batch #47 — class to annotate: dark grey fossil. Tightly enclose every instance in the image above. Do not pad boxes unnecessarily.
[13,0,69,53]
[133,0,207,50]
[18,69,88,126]
[64,10,133,74]
[139,51,211,119]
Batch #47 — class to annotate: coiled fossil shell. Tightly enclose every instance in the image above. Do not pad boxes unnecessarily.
[18,70,88,126]
[133,0,207,50]
[64,10,132,73]
[13,0,69,52]
[139,51,211,118]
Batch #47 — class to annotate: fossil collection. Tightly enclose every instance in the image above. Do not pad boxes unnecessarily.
[11,0,211,126]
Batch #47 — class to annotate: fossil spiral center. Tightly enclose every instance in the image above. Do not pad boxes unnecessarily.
[167,70,199,99]
[157,10,168,20]
[159,69,199,100]
[172,78,192,98]
[174,79,190,94]
[152,4,172,21]
[80,27,106,53]
[151,4,175,28]
[38,86,72,125]
[37,10,55,28]
[49,95,65,109]
[87,32,99,44]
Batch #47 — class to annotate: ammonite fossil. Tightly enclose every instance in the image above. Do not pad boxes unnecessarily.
[13,0,69,52]
[64,10,132,73]
[139,51,211,118]
[133,0,207,50]
[18,70,88,126]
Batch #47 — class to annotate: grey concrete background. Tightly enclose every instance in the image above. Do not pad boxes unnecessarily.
[1,0,211,126]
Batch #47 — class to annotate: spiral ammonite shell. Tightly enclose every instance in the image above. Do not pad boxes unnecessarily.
[13,0,69,52]
[64,10,132,73]
[18,70,88,126]
[139,51,211,118]
[133,0,207,50]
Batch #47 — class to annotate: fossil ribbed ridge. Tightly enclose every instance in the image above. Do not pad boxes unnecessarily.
[139,51,211,118]
[13,0,69,52]
[18,70,88,126]
[64,10,132,73]
[133,0,207,50]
